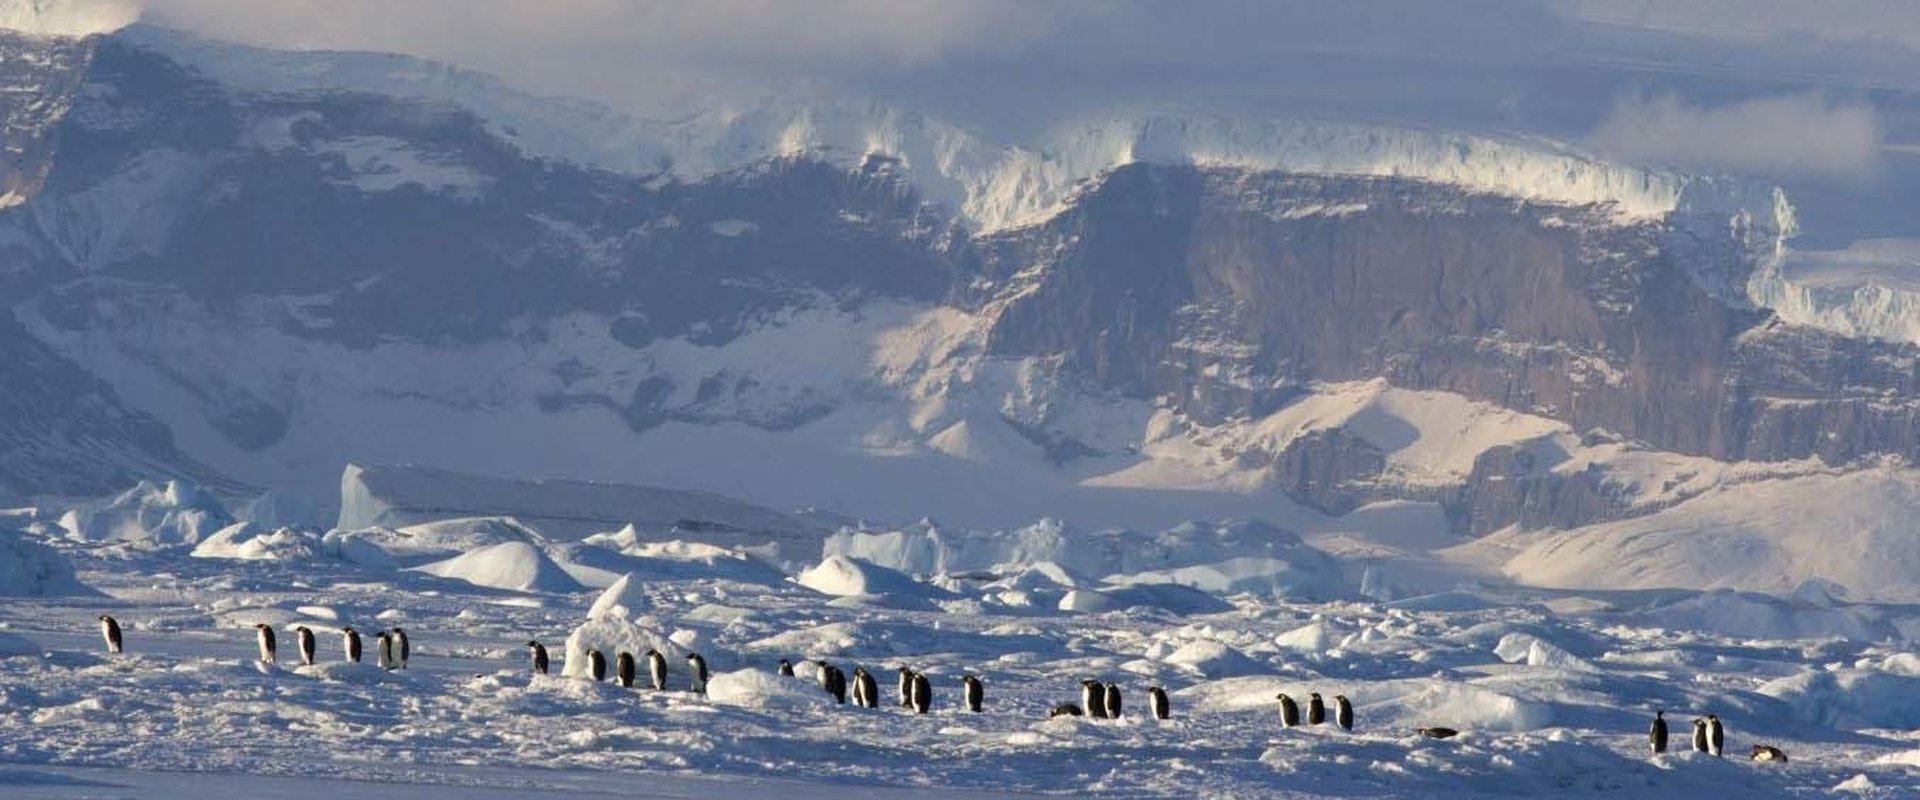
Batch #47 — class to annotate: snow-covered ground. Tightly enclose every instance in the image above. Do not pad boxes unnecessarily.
[1,488,1916,799]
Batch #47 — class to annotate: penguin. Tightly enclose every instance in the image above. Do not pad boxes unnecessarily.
[1082,680,1109,720]
[254,623,277,664]
[1104,683,1123,719]
[1690,718,1709,753]
[1276,693,1299,727]
[897,667,915,708]
[826,664,848,704]
[852,667,876,708]
[376,631,395,671]
[1308,693,1325,725]
[1648,710,1668,754]
[778,659,794,677]
[585,649,606,682]
[1049,703,1084,718]
[294,626,316,666]
[814,660,846,703]
[1334,694,1353,731]
[910,671,931,714]
[1749,745,1788,763]
[1706,714,1724,757]
[528,640,549,675]
[686,652,709,694]
[343,627,363,664]
[963,674,984,713]
[391,627,409,669]
[98,615,122,655]
[814,659,835,692]
[1417,727,1460,739]
[856,668,878,709]
[646,648,667,691]
[615,651,636,688]
[1148,686,1170,720]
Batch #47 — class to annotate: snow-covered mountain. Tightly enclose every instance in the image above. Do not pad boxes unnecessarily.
[1,21,1916,565]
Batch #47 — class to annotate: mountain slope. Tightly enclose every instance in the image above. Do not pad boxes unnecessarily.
[0,22,1914,543]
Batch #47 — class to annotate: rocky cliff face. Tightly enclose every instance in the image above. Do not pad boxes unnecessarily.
[0,25,1910,534]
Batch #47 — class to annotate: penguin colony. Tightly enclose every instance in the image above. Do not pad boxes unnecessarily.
[88,616,1786,763]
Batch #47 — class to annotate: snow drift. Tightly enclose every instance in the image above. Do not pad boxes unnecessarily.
[411,541,585,594]
[0,528,86,596]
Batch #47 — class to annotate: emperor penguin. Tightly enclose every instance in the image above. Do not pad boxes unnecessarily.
[1706,714,1724,757]
[1648,710,1668,754]
[1104,683,1123,719]
[910,671,931,714]
[294,626,316,666]
[1307,692,1325,725]
[1417,727,1460,739]
[1148,686,1170,720]
[963,674,984,713]
[897,667,915,708]
[855,668,879,709]
[1334,694,1354,731]
[98,615,123,655]
[1049,703,1084,718]
[343,627,363,664]
[1690,718,1709,753]
[528,640,549,675]
[646,648,667,690]
[851,667,875,708]
[814,660,845,703]
[376,631,396,671]
[391,627,409,669]
[1276,693,1300,727]
[686,652,710,694]
[254,623,278,665]
[616,651,636,688]
[1749,745,1788,763]
[778,658,795,677]
[826,664,848,704]
[585,649,606,682]
[1082,675,1113,721]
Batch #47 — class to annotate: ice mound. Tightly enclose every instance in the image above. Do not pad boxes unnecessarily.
[383,517,547,561]
[1759,668,1920,729]
[1493,633,1598,672]
[1382,682,1556,732]
[562,618,689,681]
[56,480,232,547]
[190,523,322,561]
[1057,583,1232,615]
[797,556,950,609]
[1629,590,1898,641]
[337,464,819,557]
[1111,555,1344,600]
[553,538,786,589]
[585,573,652,620]
[0,528,87,596]
[1161,640,1270,678]
[412,541,585,594]
[706,668,834,709]
[825,518,1337,589]
[1274,621,1336,654]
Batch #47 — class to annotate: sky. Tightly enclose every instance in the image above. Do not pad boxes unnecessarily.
[8,0,1920,245]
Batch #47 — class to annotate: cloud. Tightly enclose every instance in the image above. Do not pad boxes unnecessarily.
[1586,94,1882,182]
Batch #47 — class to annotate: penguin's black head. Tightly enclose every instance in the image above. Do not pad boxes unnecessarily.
[1334,694,1348,702]
[1707,713,1719,721]
[343,626,355,633]
[1310,692,1322,698]
[392,627,405,633]
[1656,710,1664,718]
[98,614,111,621]
[296,626,310,633]
[527,640,540,647]
[645,648,659,656]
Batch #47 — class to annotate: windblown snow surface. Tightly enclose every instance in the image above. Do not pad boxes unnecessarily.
[0,480,1916,799]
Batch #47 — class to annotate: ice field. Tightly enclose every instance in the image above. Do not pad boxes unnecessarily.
[2,486,1916,799]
